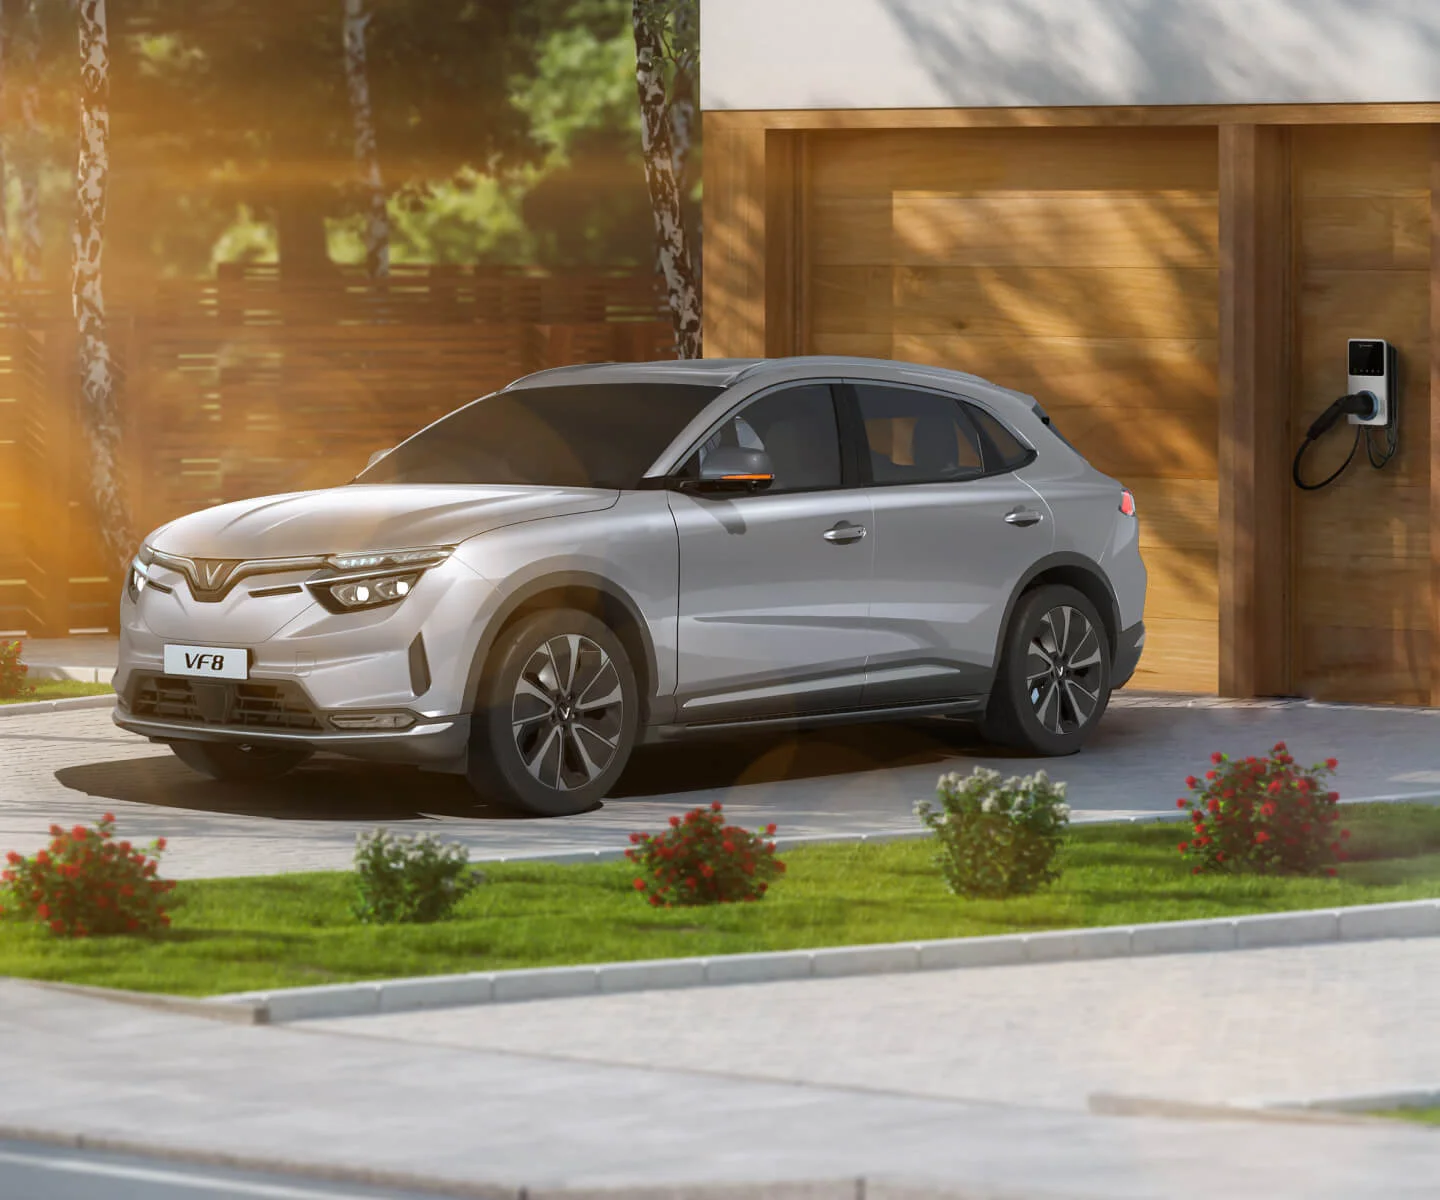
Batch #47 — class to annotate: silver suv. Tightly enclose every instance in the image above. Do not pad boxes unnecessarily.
[114,357,1146,816]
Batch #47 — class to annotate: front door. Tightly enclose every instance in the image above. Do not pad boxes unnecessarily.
[668,382,875,723]
[850,381,1055,706]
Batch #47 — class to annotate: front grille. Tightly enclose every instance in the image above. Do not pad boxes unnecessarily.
[128,674,323,731]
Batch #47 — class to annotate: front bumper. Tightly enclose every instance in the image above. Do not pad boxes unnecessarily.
[113,678,471,772]
[114,550,501,773]
[1112,620,1146,690]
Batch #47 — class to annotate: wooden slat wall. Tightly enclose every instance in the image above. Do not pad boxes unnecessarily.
[805,126,1221,693]
[1290,126,1433,704]
[0,269,674,636]
[702,116,768,358]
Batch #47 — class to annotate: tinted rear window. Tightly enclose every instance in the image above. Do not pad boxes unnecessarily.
[966,404,1035,471]
[353,382,723,489]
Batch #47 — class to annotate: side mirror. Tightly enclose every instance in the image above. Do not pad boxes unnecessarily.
[693,447,775,493]
[365,447,393,470]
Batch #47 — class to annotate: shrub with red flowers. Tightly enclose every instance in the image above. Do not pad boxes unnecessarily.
[0,639,34,700]
[1175,742,1349,876]
[626,802,785,907]
[0,814,175,937]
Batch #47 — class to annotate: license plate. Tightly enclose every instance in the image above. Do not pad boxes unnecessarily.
[164,644,249,681]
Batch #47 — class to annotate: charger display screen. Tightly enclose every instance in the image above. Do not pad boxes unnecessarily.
[1349,341,1386,377]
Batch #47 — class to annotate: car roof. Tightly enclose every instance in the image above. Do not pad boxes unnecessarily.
[501,356,1037,412]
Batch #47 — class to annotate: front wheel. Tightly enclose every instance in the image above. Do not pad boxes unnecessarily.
[466,608,639,817]
[169,740,313,782]
[981,584,1112,756]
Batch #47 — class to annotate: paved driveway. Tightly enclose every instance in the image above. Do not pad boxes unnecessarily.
[2,693,1439,877]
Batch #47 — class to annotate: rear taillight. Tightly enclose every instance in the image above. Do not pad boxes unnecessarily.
[1119,488,1136,517]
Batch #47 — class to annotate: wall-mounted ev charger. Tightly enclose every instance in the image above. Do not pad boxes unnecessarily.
[1292,337,1401,490]
[1345,338,1396,428]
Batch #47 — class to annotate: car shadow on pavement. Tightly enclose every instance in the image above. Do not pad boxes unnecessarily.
[54,718,1028,822]
[611,717,1025,798]
[53,755,512,822]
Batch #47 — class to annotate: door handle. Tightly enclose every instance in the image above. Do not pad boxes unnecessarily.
[823,521,868,544]
[1004,508,1044,527]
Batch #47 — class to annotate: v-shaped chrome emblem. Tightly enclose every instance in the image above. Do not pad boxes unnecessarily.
[194,559,238,591]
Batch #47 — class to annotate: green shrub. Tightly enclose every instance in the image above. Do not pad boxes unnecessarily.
[626,802,786,907]
[916,767,1070,898]
[1,813,174,937]
[352,828,483,924]
[1176,741,1348,876]
[0,640,33,700]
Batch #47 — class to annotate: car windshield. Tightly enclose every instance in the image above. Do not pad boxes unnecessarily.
[351,382,724,489]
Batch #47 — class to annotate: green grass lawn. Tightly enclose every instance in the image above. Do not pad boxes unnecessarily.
[3,803,1440,998]
[1371,1107,1440,1127]
[0,679,114,705]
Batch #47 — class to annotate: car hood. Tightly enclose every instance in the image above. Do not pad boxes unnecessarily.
[146,484,620,560]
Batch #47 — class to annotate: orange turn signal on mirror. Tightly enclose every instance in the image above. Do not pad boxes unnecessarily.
[719,474,773,482]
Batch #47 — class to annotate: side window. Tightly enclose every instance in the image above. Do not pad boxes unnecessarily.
[686,384,842,493]
[852,383,984,485]
[965,403,1035,472]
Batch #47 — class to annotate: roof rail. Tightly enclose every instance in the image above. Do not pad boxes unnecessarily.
[501,361,620,389]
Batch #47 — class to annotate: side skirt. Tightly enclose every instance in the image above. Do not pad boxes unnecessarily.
[637,695,989,745]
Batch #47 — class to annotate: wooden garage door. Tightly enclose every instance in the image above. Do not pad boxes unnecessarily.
[805,126,1220,694]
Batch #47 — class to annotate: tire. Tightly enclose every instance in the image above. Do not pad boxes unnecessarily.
[466,608,639,817]
[980,584,1112,756]
[170,739,313,782]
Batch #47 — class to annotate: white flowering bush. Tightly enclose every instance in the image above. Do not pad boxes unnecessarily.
[352,828,483,924]
[915,767,1071,898]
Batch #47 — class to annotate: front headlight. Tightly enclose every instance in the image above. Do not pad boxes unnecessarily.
[126,545,168,602]
[309,547,451,614]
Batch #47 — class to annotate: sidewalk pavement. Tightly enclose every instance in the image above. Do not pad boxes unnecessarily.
[12,636,118,683]
[5,937,1440,1197]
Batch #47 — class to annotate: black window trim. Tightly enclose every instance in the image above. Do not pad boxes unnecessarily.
[839,378,1036,487]
[665,378,857,498]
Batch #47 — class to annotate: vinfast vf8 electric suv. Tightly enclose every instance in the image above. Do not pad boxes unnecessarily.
[114,357,1147,817]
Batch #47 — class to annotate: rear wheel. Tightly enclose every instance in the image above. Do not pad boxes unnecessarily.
[981,583,1112,756]
[169,740,313,782]
[466,608,639,817]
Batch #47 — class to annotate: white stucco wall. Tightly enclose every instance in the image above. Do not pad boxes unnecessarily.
[700,0,1440,110]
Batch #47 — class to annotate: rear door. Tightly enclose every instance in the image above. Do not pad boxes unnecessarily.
[847,380,1055,706]
[667,382,876,723]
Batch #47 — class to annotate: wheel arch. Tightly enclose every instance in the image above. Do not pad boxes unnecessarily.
[996,553,1122,667]
[462,572,660,722]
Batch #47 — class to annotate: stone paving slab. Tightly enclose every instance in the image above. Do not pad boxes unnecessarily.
[305,937,1440,1114]
[5,972,1440,1199]
[1,693,1438,878]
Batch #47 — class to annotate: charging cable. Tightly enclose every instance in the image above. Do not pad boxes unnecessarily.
[1292,392,1379,491]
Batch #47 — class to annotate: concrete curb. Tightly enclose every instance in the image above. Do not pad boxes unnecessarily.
[0,1125,878,1199]
[0,1125,981,1200]
[24,979,269,1026]
[209,898,1440,1024]
[0,693,115,718]
[1086,1093,1394,1128]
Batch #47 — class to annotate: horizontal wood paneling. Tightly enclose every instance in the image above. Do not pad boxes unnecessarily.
[1295,625,1431,706]
[815,194,1220,268]
[1290,126,1433,704]
[806,126,1220,693]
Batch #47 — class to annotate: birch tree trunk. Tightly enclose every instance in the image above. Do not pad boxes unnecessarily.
[17,0,42,281]
[0,0,13,285]
[668,1,695,193]
[74,0,134,575]
[631,0,701,359]
[342,0,389,279]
